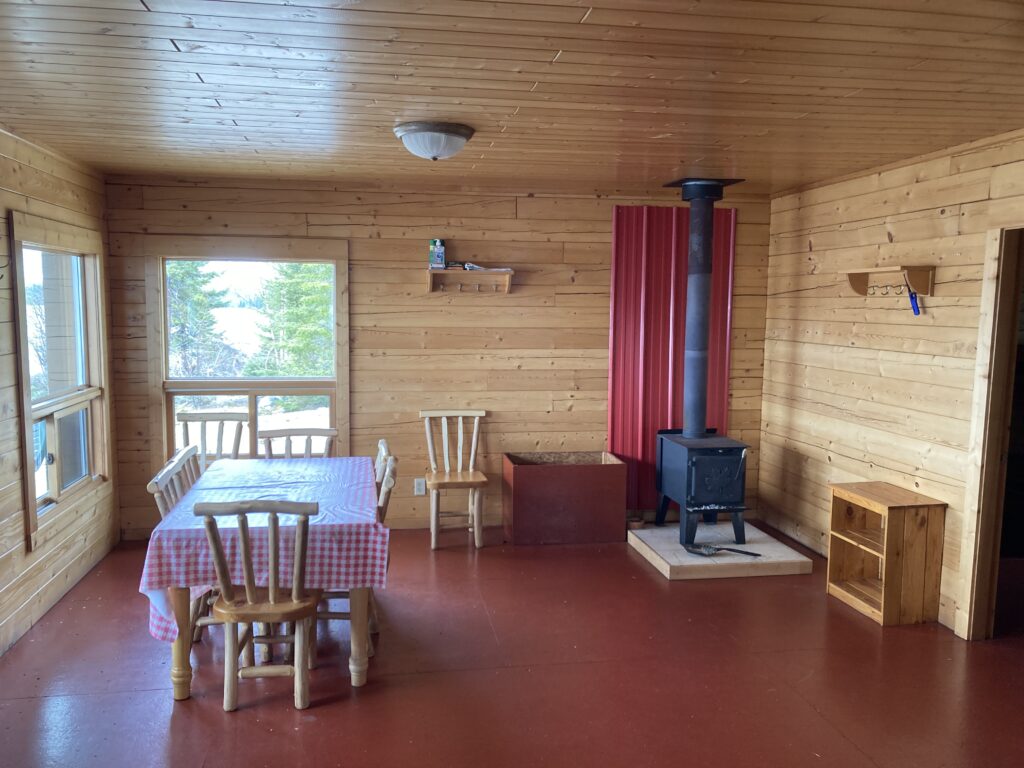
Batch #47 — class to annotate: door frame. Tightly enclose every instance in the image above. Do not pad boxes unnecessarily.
[962,228,1024,639]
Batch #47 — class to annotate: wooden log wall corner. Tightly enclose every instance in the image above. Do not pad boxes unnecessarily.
[761,125,1024,638]
[0,127,118,654]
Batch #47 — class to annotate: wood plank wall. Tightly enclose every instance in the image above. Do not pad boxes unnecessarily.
[104,179,768,537]
[761,126,1024,634]
[0,128,117,654]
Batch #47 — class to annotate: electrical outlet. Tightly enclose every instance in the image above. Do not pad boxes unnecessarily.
[413,478,426,496]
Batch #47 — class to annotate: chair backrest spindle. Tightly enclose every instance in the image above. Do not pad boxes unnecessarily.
[423,419,438,472]
[268,512,280,604]
[292,516,310,602]
[441,417,450,472]
[468,416,480,472]
[456,416,464,471]
[203,516,236,603]
[237,515,257,603]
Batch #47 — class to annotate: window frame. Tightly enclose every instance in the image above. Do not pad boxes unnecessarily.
[159,252,347,460]
[10,212,109,551]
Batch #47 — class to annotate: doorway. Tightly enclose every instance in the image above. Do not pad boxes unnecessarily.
[971,228,1024,639]
[995,230,1024,635]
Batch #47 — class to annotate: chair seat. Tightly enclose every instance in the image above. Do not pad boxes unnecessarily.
[425,470,488,490]
[212,588,322,624]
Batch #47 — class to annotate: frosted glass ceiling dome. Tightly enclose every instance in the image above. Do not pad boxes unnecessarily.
[393,122,475,161]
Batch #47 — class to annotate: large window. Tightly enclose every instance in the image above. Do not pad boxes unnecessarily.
[163,259,338,459]
[11,212,108,549]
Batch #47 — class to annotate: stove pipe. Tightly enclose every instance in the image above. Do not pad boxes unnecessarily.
[664,178,743,439]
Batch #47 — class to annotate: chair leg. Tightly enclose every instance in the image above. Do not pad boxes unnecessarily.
[189,597,203,643]
[256,622,272,664]
[242,623,255,668]
[294,618,310,710]
[368,590,380,634]
[430,489,440,550]
[473,487,484,549]
[224,622,239,712]
[308,618,318,670]
[284,622,295,663]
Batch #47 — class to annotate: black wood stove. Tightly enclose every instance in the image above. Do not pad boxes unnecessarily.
[655,431,747,544]
[653,177,749,546]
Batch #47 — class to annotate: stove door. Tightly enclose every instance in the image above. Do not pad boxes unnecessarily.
[687,453,745,507]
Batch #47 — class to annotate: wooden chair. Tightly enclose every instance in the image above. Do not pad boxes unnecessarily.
[375,438,391,491]
[194,499,320,711]
[318,455,397,644]
[420,410,487,549]
[375,455,397,526]
[146,445,201,519]
[177,411,246,471]
[254,427,337,661]
[257,427,338,459]
[147,446,224,643]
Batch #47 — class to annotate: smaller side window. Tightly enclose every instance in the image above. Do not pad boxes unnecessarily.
[11,211,108,552]
[19,248,100,510]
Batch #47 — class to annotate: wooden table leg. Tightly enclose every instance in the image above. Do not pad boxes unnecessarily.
[348,587,370,687]
[170,588,193,701]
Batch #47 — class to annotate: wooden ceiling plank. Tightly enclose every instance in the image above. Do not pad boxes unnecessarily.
[4,5,1024,58]
[9,49,1024,99]
[5,17,1021,72]
[487,0,1024,23]
[3,46,1020,92]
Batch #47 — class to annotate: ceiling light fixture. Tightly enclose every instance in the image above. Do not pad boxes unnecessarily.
[393,121,475,161]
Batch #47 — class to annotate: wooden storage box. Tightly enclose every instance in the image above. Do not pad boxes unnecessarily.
[827,482,946,626]
[502,452,626,545]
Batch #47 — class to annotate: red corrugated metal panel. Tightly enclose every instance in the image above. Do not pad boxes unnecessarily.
[608,205,737,511]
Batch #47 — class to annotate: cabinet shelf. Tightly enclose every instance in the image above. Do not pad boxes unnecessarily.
[426,268,513,295]
[827,482,946,626]
[840,266,935,296]
[829,578,884,620]
[831,527,884,557]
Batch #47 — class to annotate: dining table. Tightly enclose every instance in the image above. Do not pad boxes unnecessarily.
[139,456,389,700]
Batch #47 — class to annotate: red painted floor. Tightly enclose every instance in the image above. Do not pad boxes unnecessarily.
[1,528,1023,768]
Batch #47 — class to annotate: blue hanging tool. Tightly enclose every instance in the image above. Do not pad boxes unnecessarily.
[905,275,920,316]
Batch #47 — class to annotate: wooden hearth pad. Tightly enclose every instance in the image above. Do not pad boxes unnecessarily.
[628,522,813,580]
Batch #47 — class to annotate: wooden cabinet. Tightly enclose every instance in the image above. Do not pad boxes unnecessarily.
[827,482,946,626]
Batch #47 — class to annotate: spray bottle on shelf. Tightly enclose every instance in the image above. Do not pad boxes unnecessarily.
[429,239,446,269]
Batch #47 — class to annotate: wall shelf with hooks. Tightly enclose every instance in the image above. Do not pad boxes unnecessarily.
[840,266,935,297]
[426,268,514,295]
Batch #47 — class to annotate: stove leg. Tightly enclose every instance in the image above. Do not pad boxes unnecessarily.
[683,512,699,545]
[731,511,745,544]
[654,494,670,526]
[702,511,718,524]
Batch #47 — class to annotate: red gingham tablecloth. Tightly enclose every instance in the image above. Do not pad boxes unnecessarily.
[139,457,388,642]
